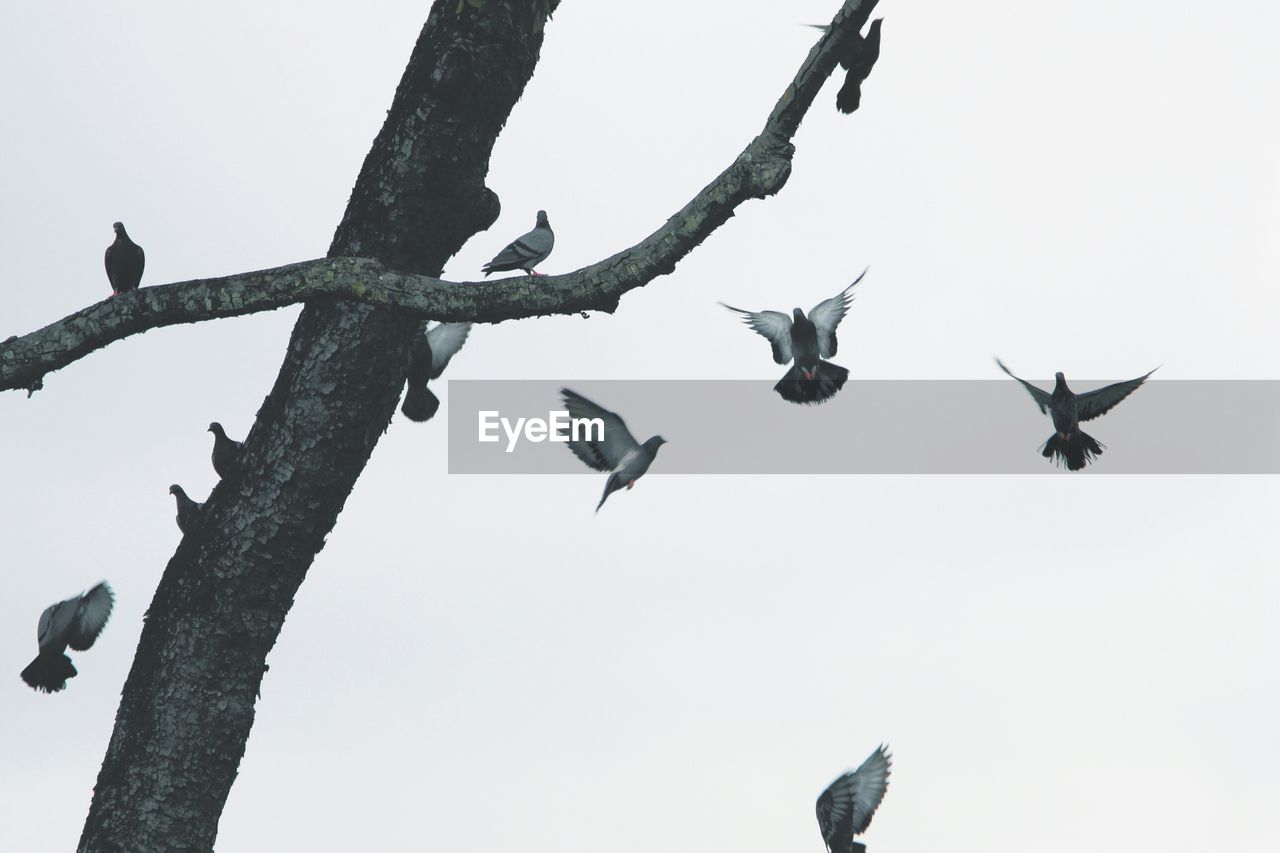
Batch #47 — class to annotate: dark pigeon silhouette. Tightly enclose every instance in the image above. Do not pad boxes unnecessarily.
[208,422,244,479]
[560,389,666,513]
[104,221,145,296]
[482,210,554,276]
[20,581,114,694]
[817,745,892,853]
[996,358,1157,471]
[809,13,883,113]
[722,269,866,405]
[168,484,203,534]
[402,322,472,422]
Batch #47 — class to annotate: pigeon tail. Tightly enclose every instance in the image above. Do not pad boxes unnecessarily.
[20,652,77,693]
[836,77,862,113]
[1041,430,1104,471]
[774,361,850,405]
[596,474,623,514]
[401,381,441,423]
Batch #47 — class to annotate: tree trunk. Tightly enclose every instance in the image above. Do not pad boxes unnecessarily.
[78,4,551,850]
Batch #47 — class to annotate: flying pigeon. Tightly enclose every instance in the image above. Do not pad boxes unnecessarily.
[19,581,114,694]
[401,322,472,422]
[169,484,203,534]
[816,745,892,853]
[560,388,666,513]
[809,14,883,113]
[721,269,866,405]
[208,422,244,479]
[104,221,145,296]
[996,358,1157,471]
[482,210,554,276]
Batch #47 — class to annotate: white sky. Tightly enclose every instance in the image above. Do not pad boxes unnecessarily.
[2,1,1279,851]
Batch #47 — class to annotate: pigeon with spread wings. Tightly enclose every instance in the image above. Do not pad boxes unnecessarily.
[817,745,892,853]
[722,270,866,405]
[482,210,554,276]
[20,581,115,693]
[996,358,1157,471]
[402,322,472,422]
[560,388,666,513]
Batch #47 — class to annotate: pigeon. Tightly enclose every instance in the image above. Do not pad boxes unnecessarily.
[104,221,145,296]
[816,745,892,853]
[401,322,472,422]
[721,269,866,405]
[482,210,554,276]
[996,359,1157,471]
[208,422,244,479]
[809,15,883,113]
[168,484,203,534]
[560,388,666,513]
[20,581,114,694]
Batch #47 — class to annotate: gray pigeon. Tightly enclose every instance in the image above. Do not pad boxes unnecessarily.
[996,358,1157,471]
[816,745,892,853]
[482,210,554,276]
[560,388,666,513]
[168,484,203,534]
[208,422,244,478]
[721,269,866,405]
[104,221,145,296]
[402,322,472,422]
[20,581,114,693]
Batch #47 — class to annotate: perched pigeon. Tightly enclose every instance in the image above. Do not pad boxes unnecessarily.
[809,14,883,113]
[169,484,203,534]
[20,581,114,694]
[560,388,666,513]
[817,745,892,853]
[482,210,554,276]
[208,422,244,479]
[996,359,1157,471]
[402,322,472,422]
[722,269,866,405]
[104,221,145,296]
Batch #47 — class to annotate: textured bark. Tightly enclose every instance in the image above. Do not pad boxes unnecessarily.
[76,3,551,850]
[62,0,874,850]
[1,0,870,398]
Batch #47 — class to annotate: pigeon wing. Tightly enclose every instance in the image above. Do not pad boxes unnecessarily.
[816,745,892,849]
[425,323,472,379]
[720,304,793,365]
[488,226,553,270]
[36,599,78,651]
[1075,368,1157,422]
[560,389,641,472]
[995,358,1052,414]
[808,268,866,358]
[104,244,114,280]
[68,582,114,651]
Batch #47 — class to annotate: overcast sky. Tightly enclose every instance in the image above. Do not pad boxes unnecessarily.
[2,1,1279,851]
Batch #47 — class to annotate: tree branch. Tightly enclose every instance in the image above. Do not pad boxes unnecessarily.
[1,0,874,396]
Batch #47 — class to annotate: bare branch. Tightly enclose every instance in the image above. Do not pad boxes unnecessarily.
[1,0,874,398]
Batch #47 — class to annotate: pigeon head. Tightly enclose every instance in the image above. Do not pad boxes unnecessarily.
[112,221,125,235]
[792,307,806,321]
[208,422,224,436]
[536,210,550,228]
[644,436,667,452]
[168,484,184,497]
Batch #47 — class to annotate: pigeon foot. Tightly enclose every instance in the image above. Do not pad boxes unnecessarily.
[627,480,636,490]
